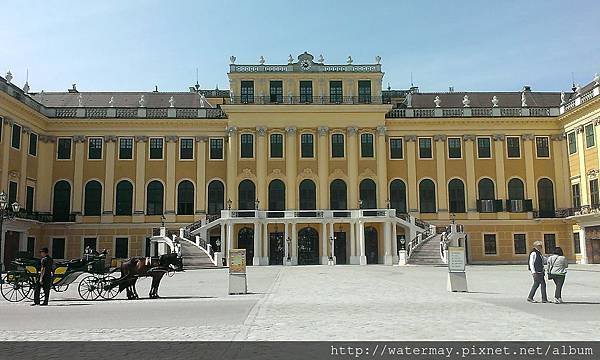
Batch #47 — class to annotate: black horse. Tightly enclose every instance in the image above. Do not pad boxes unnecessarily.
[107,253,183,299]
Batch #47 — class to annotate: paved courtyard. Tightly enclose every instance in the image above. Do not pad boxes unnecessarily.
[1,264,599,341]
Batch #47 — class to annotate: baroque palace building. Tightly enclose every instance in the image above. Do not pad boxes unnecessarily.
[1,52,600,268]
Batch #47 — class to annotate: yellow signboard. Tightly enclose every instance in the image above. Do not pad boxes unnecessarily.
[229,249,247,274]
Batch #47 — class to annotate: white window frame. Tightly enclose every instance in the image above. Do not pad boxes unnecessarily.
[417,137,433,160]
[87,137,104,161]
[476,136,493,159]
[239,133,255,160]
[447,137,462,160]
[208,137,225,161]
[118,137,135,161]
[535,136,551,159]
[330,132,346,159]
[148,137,164,161]
[56,137,73,161]
[505,136,521,159]
[179,137,195,161]
[268,132,285,160]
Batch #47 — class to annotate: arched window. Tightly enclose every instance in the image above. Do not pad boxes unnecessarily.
[448,179,466,213]
[146,181,164,215]
[389,179,407,214]
[478,178,495,200]
[538,178,555,217]
[238,179,256,210]
[330,180,347,210]
[268,180,285,211]
[177,180,194,215]
[359,179,377,209]
[115,180,133,216]
[508,178,525,200]
[84,180,102,216]
[419,179,436,213]
[207,180,224,215]
[299,179,316,210]
[53,180,71,222]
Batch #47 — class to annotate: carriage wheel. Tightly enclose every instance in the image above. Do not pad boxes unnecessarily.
[1,274,27,302]
[98,275,119,300]
[78,276,101,301]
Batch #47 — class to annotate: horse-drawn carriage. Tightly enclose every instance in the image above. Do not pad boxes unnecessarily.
[0,249,119,302]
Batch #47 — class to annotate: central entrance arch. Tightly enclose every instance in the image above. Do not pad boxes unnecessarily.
[365,226,379,264]
[298,227,319,265]
[237,227,254,265]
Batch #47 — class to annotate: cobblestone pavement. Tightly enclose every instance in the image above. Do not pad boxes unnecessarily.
[1,265,599,340]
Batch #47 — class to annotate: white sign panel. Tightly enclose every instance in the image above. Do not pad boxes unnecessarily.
[448,247,466,272]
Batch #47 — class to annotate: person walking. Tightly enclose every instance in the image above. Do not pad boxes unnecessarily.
[32,247,53,306]
[527,240,548,303]
[547,247,568,304]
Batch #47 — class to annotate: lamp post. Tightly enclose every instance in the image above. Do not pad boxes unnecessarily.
[0,191,21,272]
[286,236,291,262]
[329,234,335,264]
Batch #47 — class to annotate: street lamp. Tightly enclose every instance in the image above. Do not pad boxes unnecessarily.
[329,234,335,262]
[0,191,21,271]
[286,236,291,261]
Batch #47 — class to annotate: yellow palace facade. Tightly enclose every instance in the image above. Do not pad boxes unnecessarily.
[1,53,599,268]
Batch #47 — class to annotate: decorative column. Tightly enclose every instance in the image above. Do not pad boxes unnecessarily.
[262,222,269,265]
[226,222,233,265]
[347,127,359,208]
[349,219,357,264]
[220,223,226,259]
[405,135,418,213]
[392,223,398,263]
[329,221,335,262]
[317,126,329,209]
[291,222,298,265]
[493,134,508,219]
[226,127,238,207]
[578,228,588,264]
[376,126,388,209]
[576,126,589,206]
[18,127,30,206]
[72,135,86,218]
[165,135,177,221]
[36,136,55,213]
[434,134,447,219]
[552,133,569,208]
[253,222,261,265]
[284,222,289,264]
[133,135,148,222]
[256,126,267,210]
[102,135,117,222]
[384,220,392,265]
[195,136,207,217]
[523,132,539,210]
[285,126,297,209]
[321,222,328,264]
[0,118,11,191]
[463,135,478,219]
[358,221,366,265]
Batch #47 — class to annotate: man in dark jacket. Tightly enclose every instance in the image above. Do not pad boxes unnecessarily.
[32,248,53,306]
[527,241,548,303]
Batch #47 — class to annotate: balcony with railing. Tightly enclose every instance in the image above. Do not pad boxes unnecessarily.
[48,107,227,119]
[14,211,76,223]
[225,96,385,105]
[387,106,558,119]
[505,199,533,213]
[476,199,504,213]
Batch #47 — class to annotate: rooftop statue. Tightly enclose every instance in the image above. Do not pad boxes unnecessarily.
[5,71,13,84]
[108,96,114,107]
[375,55,381,64]
[259,56,265,65]
[521,92,527,107]
[169,96,175,108]
[78,93,83,107]
[288,54,293,64]
[434,96,441,107]
[595,73,600,86]
[230,56,236,64]
[347,56,353,65]
[560,92,565,104]
[491,96,499,107]
[318,54,324,63]
[139,95,145,107]
[462,95,470,107]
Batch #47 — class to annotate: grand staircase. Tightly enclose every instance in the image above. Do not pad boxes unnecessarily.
[407,234,446,266]
[178,237,220,269]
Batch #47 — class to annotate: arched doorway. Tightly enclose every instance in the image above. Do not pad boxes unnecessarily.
[207,180,224,216]
[330,179,347,217]
[53,180,71,222]
[238,179,256,217]
[364,226,378,264]
[298,227,319,265]
[237,227,254,265]
[537,178,555,218]
[268,179,285,218]
[389,179,407,214]
[299,179,316,217]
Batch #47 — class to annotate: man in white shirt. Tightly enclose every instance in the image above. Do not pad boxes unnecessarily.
[527,241,548,303]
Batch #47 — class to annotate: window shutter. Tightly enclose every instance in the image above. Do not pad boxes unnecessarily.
[494,200,504,212]
[505,200,511,212]
[524,199,533,212]
[476,200,482,212]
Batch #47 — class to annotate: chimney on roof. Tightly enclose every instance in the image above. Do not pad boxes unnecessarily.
[448,86,454,93]
[522,85,531,92]
[68,83,78,93]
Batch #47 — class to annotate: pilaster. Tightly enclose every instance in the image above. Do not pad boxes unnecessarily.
[347,127,359,208]
[226,127,238,207]
[18,127,30,206]
[133,136,147,222]
[165,135,177,221]
[494,134,508,219]
[196,136,207,215]
[463,135,478,219]
[0,118,10,191]
[434,134,447,218]
[102,136,116,222]
[72,136,86,217]
[576,127,588,206]
[35,137,54,212]
[376,126,388,208]
[285,126,297,208]
[256,127,267,209]
[317,126,329,209]
[405,136,418,213]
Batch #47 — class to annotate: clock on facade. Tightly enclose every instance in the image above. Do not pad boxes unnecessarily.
[300,59,312,70]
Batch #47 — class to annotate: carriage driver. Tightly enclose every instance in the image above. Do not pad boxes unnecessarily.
[32,247,53,306]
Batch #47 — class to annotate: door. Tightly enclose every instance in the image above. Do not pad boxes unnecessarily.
[3,231,20,269]
[298,227,319,265]
[592,240,600,264]
[334,231,347,264]
[269,232,284,265]
[209,235,221,253]
[364,227,378,264]
[237,227,254,265]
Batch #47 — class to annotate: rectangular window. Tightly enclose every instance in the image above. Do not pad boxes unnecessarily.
[27,237,35,256]
[299,81,313,103]
[360,133,374,158]
[209,138,224,160]
[590,179,599,206]
[573,232,581,254]
[330,81,343,103]
[88,137,103,159]
[301,133,314,158]
[241,80,254,103]
[390,138,403,159]
[543,234,556,255]
[26,186,34,212]
[28,133,38,156]
[447,137,462,158]
[585,124,595,148]
[477,137,491,158]
[536,136,550,158]
[52,238,66,259]
[506,136,520,158]
[270,133,283,158]
[83,237,97,252]
[240,134,254,158]
[149,138,163,159]
[57,138,72,159]
[331,133,345,158]
[567,131,577,155]
[115,237,129,259]
[418,138,432,159]
[514,234,527,255]
[269,81,283,103]
[358,80,371,103]
[8,181,17,205]
[572,183,581,209]
[484,234,497,255]
[179,138,194,160]
[119,137,133,159]
[11,123,21,149]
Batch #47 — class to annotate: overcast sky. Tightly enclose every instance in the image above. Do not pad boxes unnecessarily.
[2,0,599,93]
